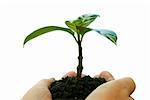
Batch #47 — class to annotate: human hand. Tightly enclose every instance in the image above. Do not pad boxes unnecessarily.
[21,71,78,100]
[22,71,135,100]
[21,78,54,100]
[63,71,136,100]
[86,71,136,100]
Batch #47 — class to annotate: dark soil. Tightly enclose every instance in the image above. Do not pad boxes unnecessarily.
[49,75,106,100]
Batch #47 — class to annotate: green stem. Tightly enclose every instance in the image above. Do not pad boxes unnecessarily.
[77,34,83,79]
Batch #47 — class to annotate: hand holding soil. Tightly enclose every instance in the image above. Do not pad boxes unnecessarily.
[86,71,136,100]
[23,14,119,99]
[22,71,135,100]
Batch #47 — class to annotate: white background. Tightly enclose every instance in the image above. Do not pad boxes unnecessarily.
[0,0,150,100]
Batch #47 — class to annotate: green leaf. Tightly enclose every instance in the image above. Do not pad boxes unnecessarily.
[65,14,99,35]
[73,14,100,27]
[92,29,117,45]
[23,26,75,46]
[77,27,92,36]
[65,21,92,35]
[65,21,77,33]
[72,19,82,27]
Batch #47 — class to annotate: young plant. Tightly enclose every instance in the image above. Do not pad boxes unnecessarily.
[23,14,117,79]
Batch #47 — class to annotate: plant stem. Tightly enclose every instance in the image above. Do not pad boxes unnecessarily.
[77,34,83,79]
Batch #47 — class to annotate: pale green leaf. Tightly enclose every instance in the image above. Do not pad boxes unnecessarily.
[73,14,100,27]
[91,29,117,45]
[65,21,77,33]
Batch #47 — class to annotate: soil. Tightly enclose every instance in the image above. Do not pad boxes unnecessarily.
[49,75,106,100]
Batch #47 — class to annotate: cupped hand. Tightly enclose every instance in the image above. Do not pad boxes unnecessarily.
[86,71,136,100]
[21,71,77,100]
[22,78,54,100]
[22,71,135,100]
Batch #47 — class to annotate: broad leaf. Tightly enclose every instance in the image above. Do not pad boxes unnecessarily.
[65,21,77,33]
[73,14,100,27]
[23,26,75,46]
[65,14,99,35]
[92,29,117,45]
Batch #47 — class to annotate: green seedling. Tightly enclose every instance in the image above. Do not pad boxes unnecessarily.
[23,14,117,79]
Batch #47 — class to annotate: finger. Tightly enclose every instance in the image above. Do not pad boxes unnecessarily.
[99,71,115,81]
[115,77,136,96]
[36,78,55,87]
[63,71,76,78]
[63,71,86,78]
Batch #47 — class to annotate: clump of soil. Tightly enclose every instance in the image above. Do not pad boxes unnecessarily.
[49,75,106,100]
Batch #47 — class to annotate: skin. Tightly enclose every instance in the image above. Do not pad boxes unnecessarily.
[22,71,135,100]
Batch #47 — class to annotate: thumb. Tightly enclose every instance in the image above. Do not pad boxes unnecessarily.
[100,77,136,96]
[114,77,136,96]
[86,77,136,100]
[36,78,55,87]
